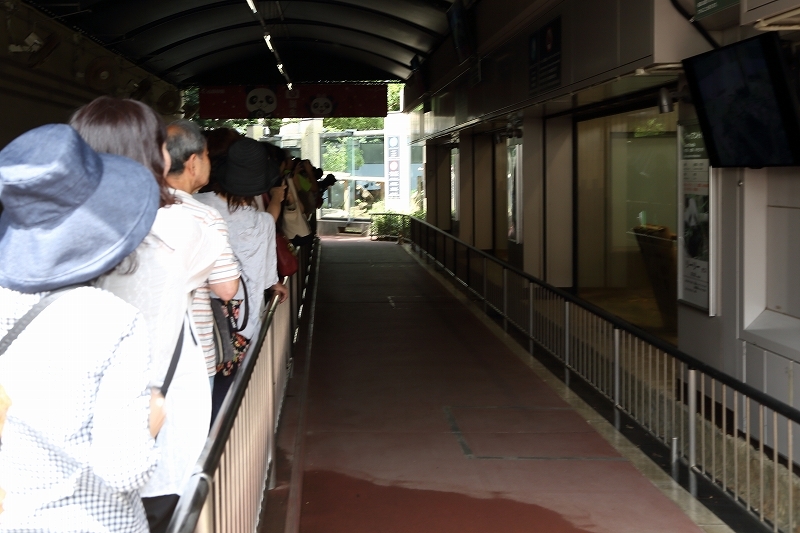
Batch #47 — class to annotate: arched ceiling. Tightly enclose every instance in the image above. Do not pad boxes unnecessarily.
[25,0,455,86]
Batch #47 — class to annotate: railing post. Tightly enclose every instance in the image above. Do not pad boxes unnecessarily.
[502,269,508,332]
[564,302,570,367]
[528,283,534,355]
[688,368,697,468]
[671,436,680,480]
[482,257,488,313]
[467,248,471,289]
[614,328,621,406]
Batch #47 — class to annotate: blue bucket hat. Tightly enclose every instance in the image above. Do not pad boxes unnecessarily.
[0,124,159,293]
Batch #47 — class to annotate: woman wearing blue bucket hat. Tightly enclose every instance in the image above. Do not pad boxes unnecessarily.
[0,124,163,532]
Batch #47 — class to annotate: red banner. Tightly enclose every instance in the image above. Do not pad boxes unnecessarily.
[199,84,387,119]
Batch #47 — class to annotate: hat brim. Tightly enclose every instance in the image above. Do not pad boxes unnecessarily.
[0,153,159,293]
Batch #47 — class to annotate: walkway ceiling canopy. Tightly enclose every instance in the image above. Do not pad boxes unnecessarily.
[24,0,455,86]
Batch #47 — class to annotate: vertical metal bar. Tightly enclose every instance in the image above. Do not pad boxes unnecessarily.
[772,411,778,532]
[663,352,668,442]
[502,269,508,332]
[680,363,685,458]
[564,302,570,367]
[759,404,764,521]
[789,420,794,533]
[466,246,471,289]
[627,333,632,412]
[637,340,642,421]
[688,369,697,468]
[747,398,751,510]
[614,328,620,406]
[529,282,534,355]
[722,384,727,490]
[711,380,716,483]
[734,391,739,501]
[701,374,706,474]
[649,345,653,431]
[482,257,487,313]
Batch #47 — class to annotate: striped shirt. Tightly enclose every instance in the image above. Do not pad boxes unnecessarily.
[173,189,240,376]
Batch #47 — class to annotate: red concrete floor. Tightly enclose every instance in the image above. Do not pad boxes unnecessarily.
[263,237,705,533]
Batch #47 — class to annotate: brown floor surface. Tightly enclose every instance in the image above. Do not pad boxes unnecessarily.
[264,237,704,533]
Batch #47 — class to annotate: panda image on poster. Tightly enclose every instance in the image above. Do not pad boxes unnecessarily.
[310,95,334,117]
[246,87,277,118]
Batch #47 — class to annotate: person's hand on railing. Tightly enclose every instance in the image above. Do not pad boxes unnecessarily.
[270,282,289,304]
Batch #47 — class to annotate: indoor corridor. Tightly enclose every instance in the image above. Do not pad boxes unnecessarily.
[262,237,735,533]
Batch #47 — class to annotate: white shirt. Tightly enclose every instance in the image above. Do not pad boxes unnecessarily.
[97,205,223,497]
[172,189,240,376]
[194,193,278,341]
[0,287,157,532]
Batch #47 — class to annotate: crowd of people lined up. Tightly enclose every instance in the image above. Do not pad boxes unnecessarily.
[0,96,333,532]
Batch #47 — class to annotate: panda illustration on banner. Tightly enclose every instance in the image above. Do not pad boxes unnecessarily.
[310,94,334,117]
[245,87,277,118]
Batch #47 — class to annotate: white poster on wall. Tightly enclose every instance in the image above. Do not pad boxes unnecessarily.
[678,122,712,312]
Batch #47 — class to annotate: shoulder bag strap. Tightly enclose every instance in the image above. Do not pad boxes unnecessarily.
[0,285,86,357]
[225,276,249,333]
[159,319,185,397]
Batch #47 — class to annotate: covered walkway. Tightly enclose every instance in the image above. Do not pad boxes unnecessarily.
[265,237,732,533]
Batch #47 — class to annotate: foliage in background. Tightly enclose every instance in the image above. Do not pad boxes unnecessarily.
[322,138,365,172]
[369,212,409,240]
[387,83,402,112]
[322,117,384,131]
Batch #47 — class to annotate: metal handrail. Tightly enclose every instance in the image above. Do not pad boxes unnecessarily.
[402,212,800,531]
[166,241,315,533]
[400,214,800,425]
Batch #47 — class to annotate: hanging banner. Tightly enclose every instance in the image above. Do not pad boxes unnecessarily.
[678,122,712,312]
[695,0,739,19]
[199,84,387,119]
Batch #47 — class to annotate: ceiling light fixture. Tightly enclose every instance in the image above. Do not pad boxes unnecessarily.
[246,1,292,89]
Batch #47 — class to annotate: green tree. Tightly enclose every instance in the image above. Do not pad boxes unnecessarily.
[323,117,384,131]
[387,83,402,112]
[322,138,365,172]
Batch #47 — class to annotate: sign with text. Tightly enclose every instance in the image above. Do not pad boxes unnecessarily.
[528,17,562,96]
[678,122,712,312]
[387,136,401,200]
[696,0,739,19]
[199,84,387,119]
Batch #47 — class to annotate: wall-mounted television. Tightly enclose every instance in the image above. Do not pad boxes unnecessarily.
[683,32,800,168]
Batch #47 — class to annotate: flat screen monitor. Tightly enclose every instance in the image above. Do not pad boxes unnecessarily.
[683,32,800,168]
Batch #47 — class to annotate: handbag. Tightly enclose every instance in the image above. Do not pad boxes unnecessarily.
[211,277,249,372]
[281,176,311,239]
[276,232,299,277]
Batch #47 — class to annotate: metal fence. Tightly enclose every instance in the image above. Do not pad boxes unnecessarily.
[368,212,410,241]
[403,215,800,533]
[166,240,316,533]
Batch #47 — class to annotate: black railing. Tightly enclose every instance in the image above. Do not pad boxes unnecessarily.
[399,214,800,533]
[166,240,316,533]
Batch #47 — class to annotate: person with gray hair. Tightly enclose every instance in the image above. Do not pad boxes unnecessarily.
[165,119,241,388]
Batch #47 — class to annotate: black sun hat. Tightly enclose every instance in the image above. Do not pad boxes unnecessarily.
[219,137,279,197]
